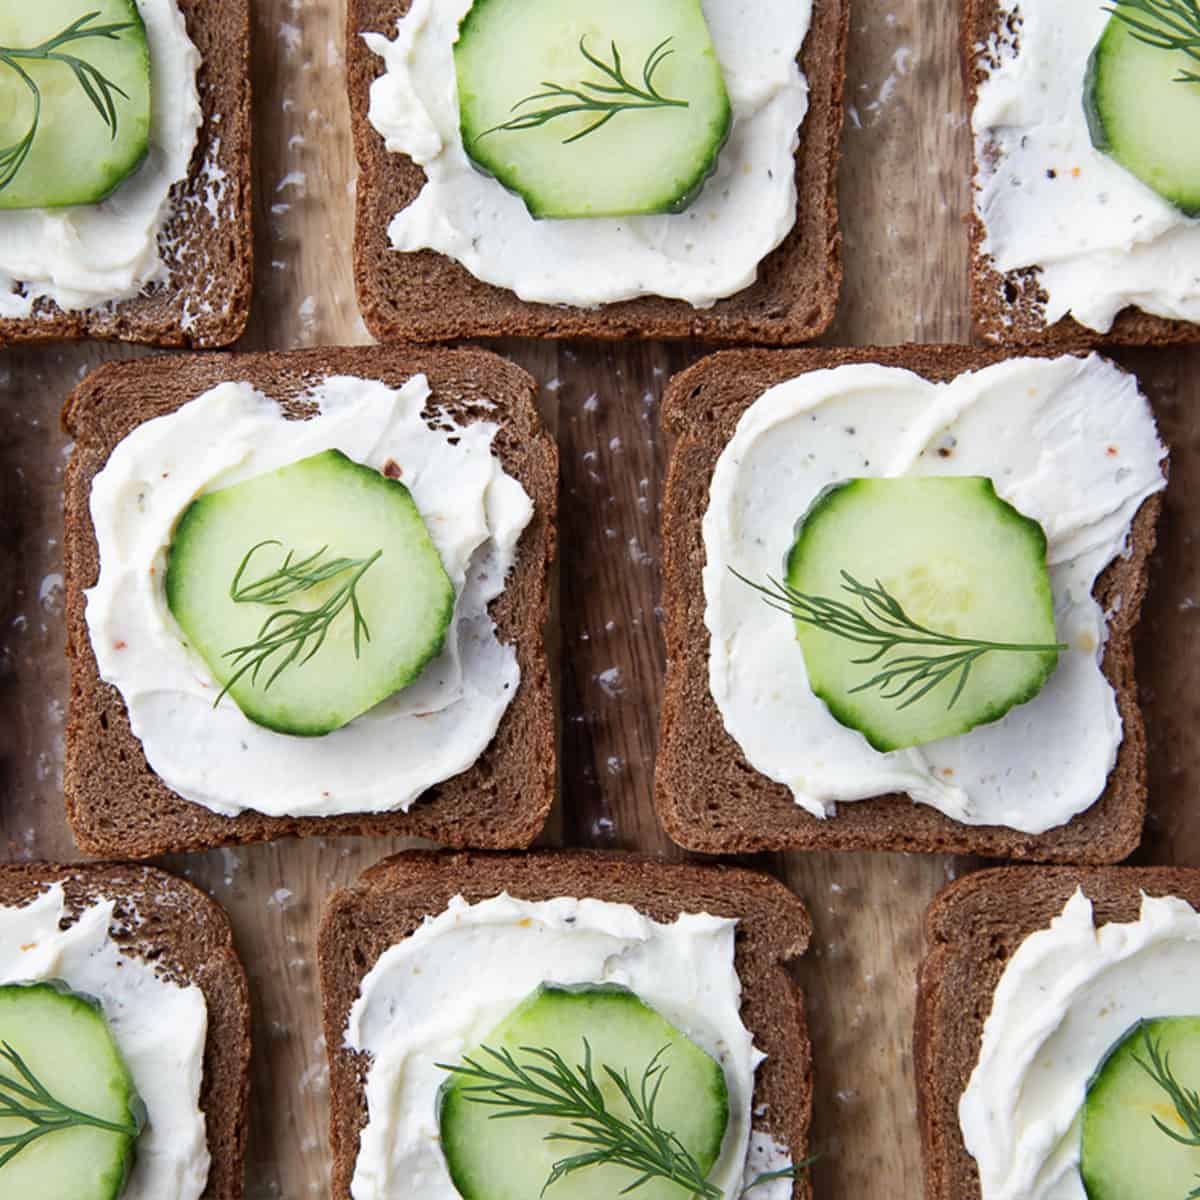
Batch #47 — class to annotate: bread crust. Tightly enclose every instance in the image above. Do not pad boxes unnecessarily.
[61,346,557,856]
[345,0,847,345]
[914,865,1200,1200]
[0,0,253,349]
[0,861,251,1200]
[656,345,1164,861]
[964,0,1200,348]
[317,849,814,1200]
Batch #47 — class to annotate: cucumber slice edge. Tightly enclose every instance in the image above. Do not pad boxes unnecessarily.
[1081,1016,1200,1200]
[0,0,153,211]
[1083,15,1200,219]
[0,980,145,1200]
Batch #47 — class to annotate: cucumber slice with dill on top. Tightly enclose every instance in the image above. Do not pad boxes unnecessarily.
[454,0,732,219]
[1084,1,1200,217]
[165,449,455,738]
[0,0,152,210]
[741,476,1064,753]
[1081,1017,1200,1200]
[439,983,730,1200]
[0,981,143,1200]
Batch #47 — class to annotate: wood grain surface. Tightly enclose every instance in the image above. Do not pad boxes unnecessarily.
[1,2,1198,1198]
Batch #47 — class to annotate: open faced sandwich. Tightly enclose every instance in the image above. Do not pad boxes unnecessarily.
[319,851,815,1200]
[917,866,1200,1200]
[0,862,249,1200]
[966,0,1200,345]
[658,346,1167,860]
[347,0,848,342]
[62,347,556,856]
[0,0,252,347]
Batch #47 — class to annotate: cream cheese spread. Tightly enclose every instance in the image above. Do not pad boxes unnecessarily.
[702,355,1166,834]
[0,884,209,1200]
[0,0,202,318]
[85,374,533,819]
[959,889,1200,1200]
[361,0,812,309]
[973,0,1200,333]
[345,893,788,1200]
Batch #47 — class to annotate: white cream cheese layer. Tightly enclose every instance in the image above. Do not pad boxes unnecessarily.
[0,0,202,318]
[0,884,209,1200]
[973,0,1200,333]
[85,374,533,819]
[361,0,811,309]
[959,889,1200,1200]
[345,894,784,1200]
[702,355,1166,834]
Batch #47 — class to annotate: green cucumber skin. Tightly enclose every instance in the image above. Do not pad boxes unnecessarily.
[1083,15,1200,218]
[439,983,730,1200]
[1082,44,1113,156]
[0,981,143,1200]
[454,0,733,220]
[1081,1016,1200,1200]
[0,0,152,210]
[786,477,1060,754]
[165,450,456,738]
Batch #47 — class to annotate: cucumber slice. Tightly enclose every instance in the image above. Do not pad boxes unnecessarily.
[1084,14,1200,217]
[454,0,732,219]
[1081,1017,1200,1200]
[439,983,729,1200]
[0,1,152,210]
[165,449,455,738]
[783,477,1061,752]
[0,981,143,1200]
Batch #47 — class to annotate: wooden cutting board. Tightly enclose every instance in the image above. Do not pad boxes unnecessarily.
[2,1,1198,1196]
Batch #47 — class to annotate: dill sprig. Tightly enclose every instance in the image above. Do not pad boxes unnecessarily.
[1134,1029,1200,1199]
[0,1040,139,1169]
[1136,1030,1200,1146]
[477,36,688,146]
[0,11,137,194]
[217,540,382,703]
[735,568,1066,713]
[439,1040,814,1198]
[1108,0,1200,83]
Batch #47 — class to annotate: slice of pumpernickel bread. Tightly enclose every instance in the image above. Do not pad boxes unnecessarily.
[318,850,814,1200]
[345,0,847,345]
[656,345,1164,862]
[61,346,557,857]
[964,0,1199,348]
[0,0,252,349]
[0,860,251,1200]
[915,865,1200,1200]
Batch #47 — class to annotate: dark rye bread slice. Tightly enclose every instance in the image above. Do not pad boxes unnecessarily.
[318,850,814,1200]
[965,0,1199,348]
[0,0,252,349]
[346,0,847,345]
[656,345,1164,862]
[915,865,1200,1200]
[61,346,557,857]
[0,860,251,1200]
